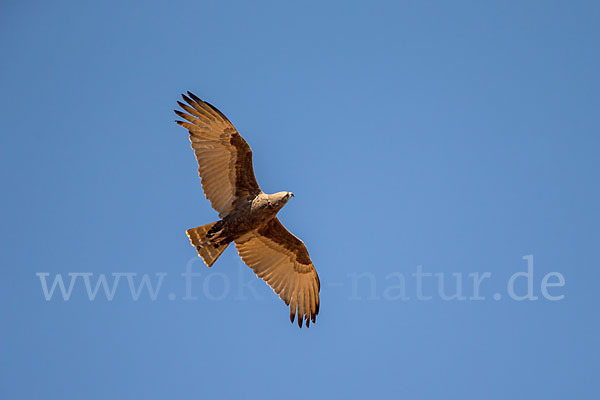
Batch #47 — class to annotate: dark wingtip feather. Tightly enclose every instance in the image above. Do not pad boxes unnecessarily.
[203,100,229,122]
[290,312,295,324]
[174,110,186,118]
[187,91,202,103]
[297,314,302,328]
[181,93,194,104]
[175,120,185,125]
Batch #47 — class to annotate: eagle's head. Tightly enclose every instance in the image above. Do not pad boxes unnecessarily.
[270,191,294,210]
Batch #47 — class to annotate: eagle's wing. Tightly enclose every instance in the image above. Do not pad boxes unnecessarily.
[174,92,261,217]
[235,218,320,328]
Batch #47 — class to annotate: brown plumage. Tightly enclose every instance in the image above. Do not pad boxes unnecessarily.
[174,92,320,328]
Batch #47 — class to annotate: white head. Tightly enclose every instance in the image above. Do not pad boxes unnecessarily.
[269,191,294,210]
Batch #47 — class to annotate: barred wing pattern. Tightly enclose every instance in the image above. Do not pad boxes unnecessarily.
[175,92,261,217]
[235,218,320,327]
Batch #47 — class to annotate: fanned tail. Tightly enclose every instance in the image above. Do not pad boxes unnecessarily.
[186,221,229,267]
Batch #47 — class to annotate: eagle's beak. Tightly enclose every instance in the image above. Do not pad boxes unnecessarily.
[290,193,295,198]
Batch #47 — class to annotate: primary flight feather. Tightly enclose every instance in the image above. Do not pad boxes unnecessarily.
[174,92,320,328]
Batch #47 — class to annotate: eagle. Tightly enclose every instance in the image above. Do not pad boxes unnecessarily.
[174,92,320,328]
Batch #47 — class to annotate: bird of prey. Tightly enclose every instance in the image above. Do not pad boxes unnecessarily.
[174,92,320,327]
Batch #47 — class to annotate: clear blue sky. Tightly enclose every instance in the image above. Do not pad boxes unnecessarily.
[1,0,599,399]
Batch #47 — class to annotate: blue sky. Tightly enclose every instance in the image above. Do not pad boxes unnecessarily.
[1,0,599,398]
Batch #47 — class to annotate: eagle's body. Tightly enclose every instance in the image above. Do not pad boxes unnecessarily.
[201,191,293,248]
[174,92,320,327]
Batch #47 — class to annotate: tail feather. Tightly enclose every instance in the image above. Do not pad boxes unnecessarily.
[186,222,229,267]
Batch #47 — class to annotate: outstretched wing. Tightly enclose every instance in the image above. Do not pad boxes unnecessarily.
[235,218,320,328]
[174,92,261,217]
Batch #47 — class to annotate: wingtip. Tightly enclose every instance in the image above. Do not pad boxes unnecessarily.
[187,91,202,103]
[181,93,194,104]
[203,100,229,122]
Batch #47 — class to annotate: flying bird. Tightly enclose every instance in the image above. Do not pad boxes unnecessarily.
[174,92,320,327]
